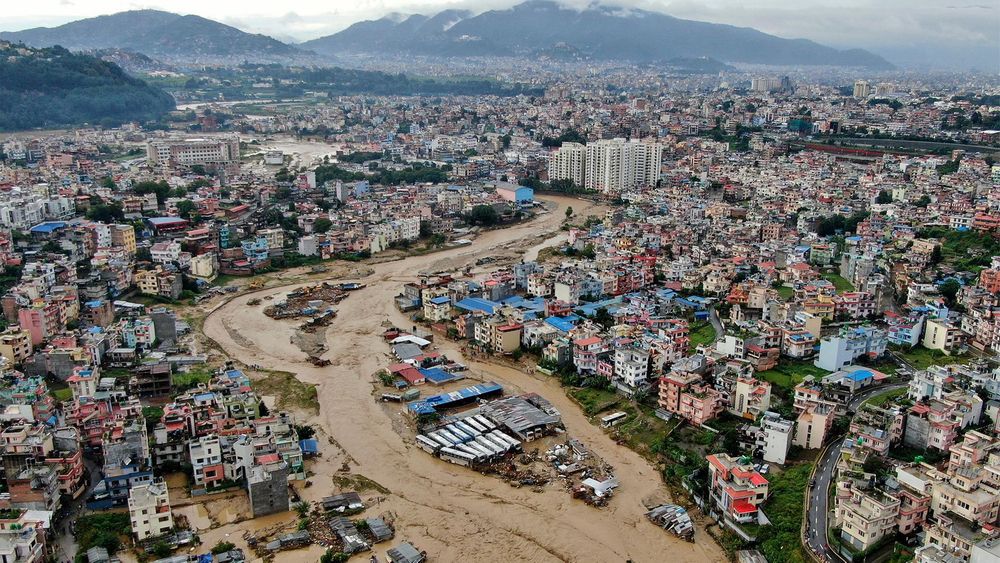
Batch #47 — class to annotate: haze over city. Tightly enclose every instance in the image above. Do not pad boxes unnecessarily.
[0,0,996,69]
[0,1,998,563]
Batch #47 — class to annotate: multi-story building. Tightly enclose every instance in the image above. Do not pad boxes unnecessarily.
[584,138,663,193]
[128,479,174,541]
[814,326,887,372]
[189,435,224,488]
[548,142,587,187]
[706,453,770,526]
[758,412,794,465]
[146,137,240,167]
[836,488,900,552]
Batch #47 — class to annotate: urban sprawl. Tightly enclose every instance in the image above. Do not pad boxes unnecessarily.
[0,71,999,563]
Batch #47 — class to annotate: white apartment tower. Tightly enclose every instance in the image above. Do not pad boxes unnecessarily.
[585,138,663,194]
[548,142,587,187]
[853,80,871,99]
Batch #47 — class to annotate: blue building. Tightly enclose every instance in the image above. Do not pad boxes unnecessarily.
[497,185,534,205]
[241,237,270,265]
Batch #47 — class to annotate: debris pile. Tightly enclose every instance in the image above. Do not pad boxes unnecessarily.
[264,283,349,319]
[646,504,695,541]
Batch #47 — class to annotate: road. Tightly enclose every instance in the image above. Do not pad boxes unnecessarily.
[804,383,908,562]
[708,308,725,344]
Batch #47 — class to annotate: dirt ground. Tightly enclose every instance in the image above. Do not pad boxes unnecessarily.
[199,195,727,563]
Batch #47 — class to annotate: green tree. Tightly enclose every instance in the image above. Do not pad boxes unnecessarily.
[176,200,197,219]
[211,542,236,555]
[86,201,124,223]
[466,205,500,226]
[565,206,574,219]
[99,176,116,189]
[133,180,172,205]
[151,542,172,558]
[875,190,892,204]
[313,217,333,233]
[939,279,962,305]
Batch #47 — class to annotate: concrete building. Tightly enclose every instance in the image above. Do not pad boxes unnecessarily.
[758,412,794,465]
[794,403,834,449]
[584,138,663,194]
[706,453,770,526]
[548,142,587,187]
[128,479,173,541]
[146,137,240,167]
[814,326,887,372]
[247,459,289,517]
[835,487,900,552]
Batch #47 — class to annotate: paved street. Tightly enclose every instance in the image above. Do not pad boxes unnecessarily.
[804,382,907,562]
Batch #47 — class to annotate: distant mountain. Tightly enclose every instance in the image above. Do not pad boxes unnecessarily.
[304,0,892,69]
[0,41,175,130]
[0,10,311,64]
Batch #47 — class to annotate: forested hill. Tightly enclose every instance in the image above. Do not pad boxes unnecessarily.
[0,42,175,131]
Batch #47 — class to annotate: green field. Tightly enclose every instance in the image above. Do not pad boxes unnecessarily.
[894,346,970,370]
[758,360,829,390]
[821,273,855,292]
[864,387,907,407]
[569,386,621,416]
[689,320,717,352]
[776,286,795,301]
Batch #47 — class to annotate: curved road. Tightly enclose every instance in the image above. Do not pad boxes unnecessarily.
[805,382,908,562]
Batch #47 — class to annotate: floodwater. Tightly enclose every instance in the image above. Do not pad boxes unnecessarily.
[202,194,725,562]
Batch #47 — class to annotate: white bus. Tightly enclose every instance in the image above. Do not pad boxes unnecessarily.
[440,447,476,467]
[453,421,481,438]
[601,411,628,428]
[472,415,497,431]
[490,431,521,451]
[416,435,441,454]
[428,432,454,448]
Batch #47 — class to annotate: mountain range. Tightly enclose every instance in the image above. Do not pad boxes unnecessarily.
[0,2,893,69]
[0,10,313,64]
[303,0,893,69]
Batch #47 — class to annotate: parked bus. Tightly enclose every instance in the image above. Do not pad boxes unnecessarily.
[439,447,476,467]
[428,432,454,448]
[472,415,497,431]
[415,435,441,454]
[601,411,628,428]
[453,421,481,438]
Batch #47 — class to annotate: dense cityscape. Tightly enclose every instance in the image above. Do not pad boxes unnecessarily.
[0,2,997,563]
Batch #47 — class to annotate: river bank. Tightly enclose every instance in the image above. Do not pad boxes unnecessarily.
[199,194,726,562]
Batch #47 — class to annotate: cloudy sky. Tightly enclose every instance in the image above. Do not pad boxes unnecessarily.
[0,0,996,69]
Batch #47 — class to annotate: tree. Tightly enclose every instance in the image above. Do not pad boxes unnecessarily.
[465,205,500,226]
[99,176,116,189]
[565,206,574,219]
[593,307,614,329]
[176,200,197,220]
[875,190,892,204]
[930,245,943,265]
[133,180,172,205]
[86,201,124,223]
[313,217,333,233]
[211,542,236,555]
[939,279,962,305]
[151,542,172,558]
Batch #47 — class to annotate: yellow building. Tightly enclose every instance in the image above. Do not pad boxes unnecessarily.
[111,224,136,255]
[0,327,33,363]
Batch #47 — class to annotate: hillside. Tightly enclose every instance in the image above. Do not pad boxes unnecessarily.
[0,10,311,64]
[304,0,892,69]
[0,42,175,131]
